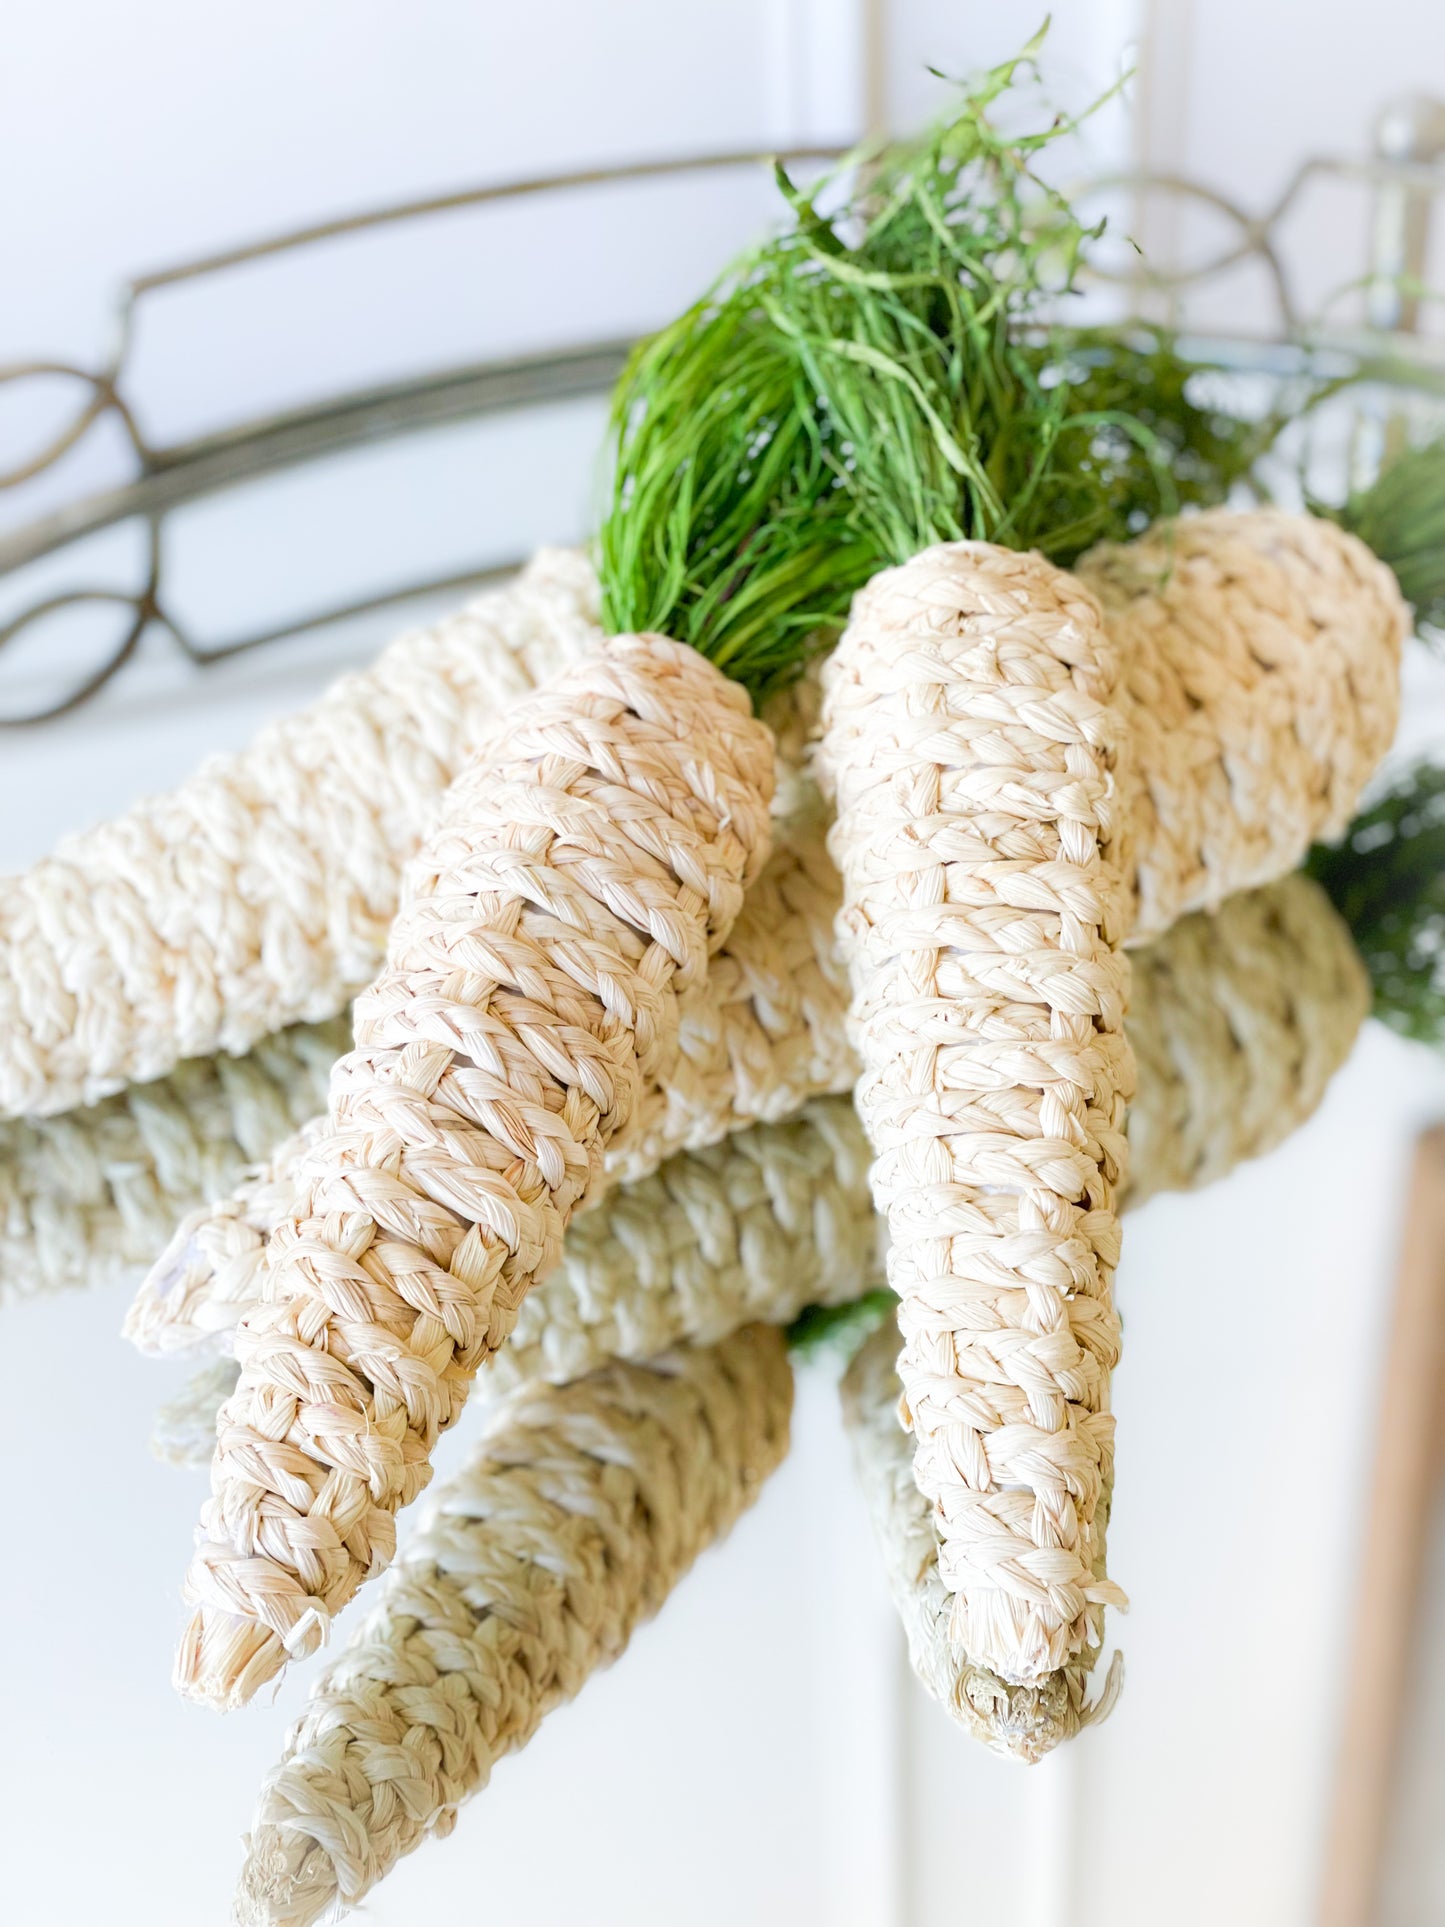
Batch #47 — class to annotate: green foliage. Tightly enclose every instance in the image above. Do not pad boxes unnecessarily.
[1307,762,1445,1046]
[1331,434,1445,638]
[598,36,1265,702]
[785,1288,896,1363]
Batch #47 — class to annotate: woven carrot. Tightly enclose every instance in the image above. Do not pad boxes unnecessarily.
[833,870,1372,1757]
[0,551,600,1118]
[816,522,1404,1684]
[234,1328,792,1927]
[176,636,775,1707]
[152,1096,873,1468]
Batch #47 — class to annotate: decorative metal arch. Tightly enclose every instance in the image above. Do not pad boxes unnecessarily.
[2,120,1443,726]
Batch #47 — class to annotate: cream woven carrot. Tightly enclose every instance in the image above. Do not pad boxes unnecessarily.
[0,550,601,1118]
[833,871,1370,1758]
[235,1327,792,1927]
[0,1016,347,1303]
[176,635,775,1708]
[1125,870,1369,1207]
[816,521,1405,1684]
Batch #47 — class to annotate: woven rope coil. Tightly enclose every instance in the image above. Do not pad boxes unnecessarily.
[234,1326,793,1927]
[817,513,1405,1684]
[177,636,776,1708]
[0,1016,348,1304]
[819,540,1135,1684]
[0,549,602,1119]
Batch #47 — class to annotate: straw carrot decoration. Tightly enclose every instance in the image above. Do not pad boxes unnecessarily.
[175,635,775,1706]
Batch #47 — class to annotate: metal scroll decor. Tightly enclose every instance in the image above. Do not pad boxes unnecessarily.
[2,116,1443,727]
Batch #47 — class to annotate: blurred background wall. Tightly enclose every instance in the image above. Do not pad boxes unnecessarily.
[3,6,1445,1925]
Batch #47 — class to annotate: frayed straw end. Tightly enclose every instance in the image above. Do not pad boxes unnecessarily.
[174,1605,289,1711]
[948,1577,1127,1687]
[234,1825,342,1927]
[955,1646,1125,1764]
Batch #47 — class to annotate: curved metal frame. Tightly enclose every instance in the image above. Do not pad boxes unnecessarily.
[3,129,1444,726]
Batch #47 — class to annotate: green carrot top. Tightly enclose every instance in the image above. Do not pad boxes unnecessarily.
[597,35,1263,701]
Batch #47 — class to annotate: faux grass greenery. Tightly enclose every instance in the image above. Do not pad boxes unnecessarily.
[1308,761,1445,1046]
[786,1288,896,1361]
[598,38,1266,702]
[1331,435,1445,639]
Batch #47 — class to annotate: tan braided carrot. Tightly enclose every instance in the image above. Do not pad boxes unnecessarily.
[176,635,775,1709]
[0,550,601,1119]
[816,514,1405,1684]
[235,1326,793,1927]
[838,871,1370,1758]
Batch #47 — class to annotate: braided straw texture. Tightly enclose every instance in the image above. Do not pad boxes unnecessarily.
[0,1017,347,1304]
[235,1327,792,1927]
[0,549,602,1119]
[131,865,1363,1367]
[127,795,852,1361]
[1084,508,1407,941]
[841,1319,1120,1763]
[144,868,1367,1470]
[818,540,1134,1684]
[1126,871,1369,1206]
[177,636,776,1708]
[150,1095,877,1465]
[836,873,1366,1756]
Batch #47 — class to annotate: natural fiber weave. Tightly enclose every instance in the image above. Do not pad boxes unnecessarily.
[818,540,1134,1684]
[149,1095,876,1465]
[840,1319,1120,1763]
[1086,508,1408,940]
[1126,871,1369,1206]
[0,550,602,1119]
[840,877,1367,1757]
[816,514,1405,1683]
[234,1327,792,1927]
[129,864,1367,1388]
[0,1017,347,1304]
[127,796,853,1361]
[177,636,776,1708]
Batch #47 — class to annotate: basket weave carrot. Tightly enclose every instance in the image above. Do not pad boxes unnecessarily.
[235,1327,792,1927]
[0,551,600,1118]
[176,636,775,1707]
[151,1096,873,1468]
[124,789,849,1360]
[816,523,1404,1683]
[832,869,1372,1757]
